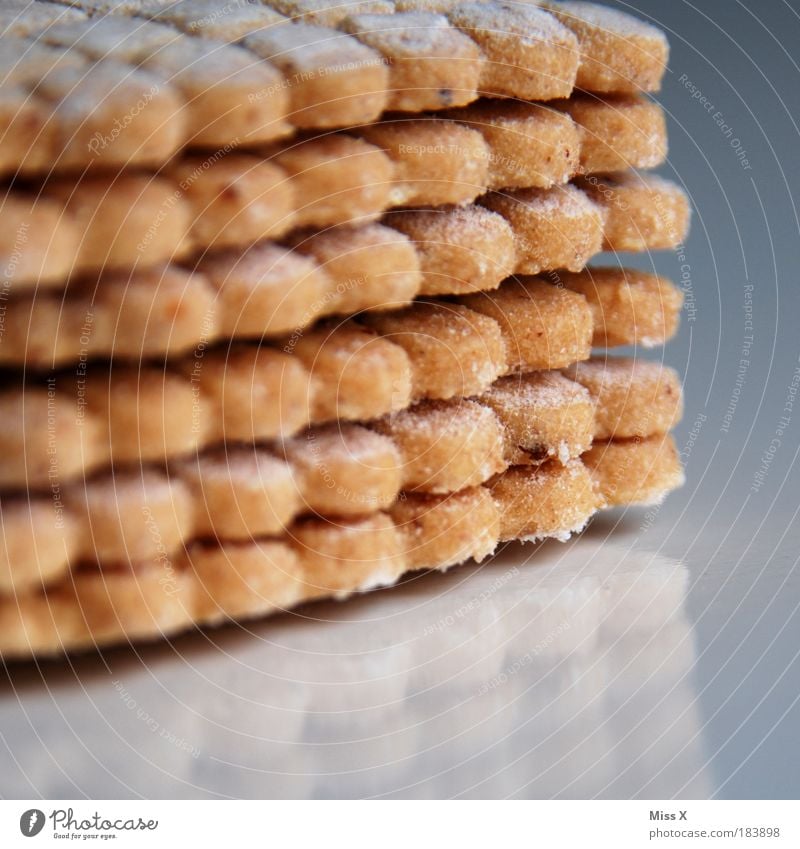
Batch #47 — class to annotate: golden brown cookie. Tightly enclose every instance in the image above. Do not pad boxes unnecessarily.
[41,17,293,147]
[479,370,595,466]
[0,254,310,367]
[446,1,579,100]
[0,465,571,657]
[0,403,495,597]
[580,172,691,252]
[281,424,403,516]
[291,321,414,421]
[0,426,685,658]
[0,514,364,653]
[37,15,181,64]
[0,194,81,287]
[0,331,407,491]
[583,434,684,506]
[243,23,389,128]
[147,0,289,40]
[0,36,88,87]
[483,175,690,275]
[387,205,517,296]
[557,266,683,348]
[3,149,680,292]
[457,278,593,370]
[556,93,668,173]
[391,485,500,572]
[0,1,87,37]
[359,119,490,207]
[0,0,671,179]
[36,61,186,171]
[543,1,669,94]
[39,174,194,277]
[10,22,187,170]
[341,12,485,112]
[140,36,293,146]
[0,358,681,596]
[6,137,402,289]
[362,301,508,400]
[267,0,395,27]
[444,100,581,190]
[0,271,680,485]
[273,134,394,228]
[492,458,600,542]
[0,226,422,366]
[0,87,57,175]
[200,244,329,339]
[374,399,507,493]
[0,422,403,595]
[287,223,422,314]
[165,153,297,249]
[0,250,684,371]
[481,184,606,275]
[566,357,683,440]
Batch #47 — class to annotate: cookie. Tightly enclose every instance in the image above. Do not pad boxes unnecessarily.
[148,0,290,40]
[0,216,483,367]
[583,433,684,506]
[267,0,396,27]
[566,357,683,440]
[478,370,595,466]
[0,1,87,37]
[388,205,517,296]
[272,135,394,228]
[34,60,187,170]
[0,0,669,176]
[491,458,598,542]
[1,125,679,291]
[0,86,58,174]
[484,174,688,275]
[0,433,682,658]
[557,266,683,348]
[285,223,422,314]
[482,183,605,274]
[242,22,389,128]
[0,194,80,286]
[340,12,485,112]
[0,36,88,87]
[0,273,680,486]
[443,1,580,100]
[543,1,669,94]
[0,311,536,476]
[556,93,668,174]
[0,357,681,595]
[443,99,581,190]
[390,485,499,572]
[457,278,593,370]
[362,301,508,400]
[580,172,692,252]
[0,212,682,368]
[359,118,491,207]
[40,17,293,148]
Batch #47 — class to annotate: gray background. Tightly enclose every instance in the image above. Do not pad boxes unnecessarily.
[2,0,800,799]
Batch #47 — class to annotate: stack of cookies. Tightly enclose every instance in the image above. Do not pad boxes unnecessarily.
[0,0,688,657]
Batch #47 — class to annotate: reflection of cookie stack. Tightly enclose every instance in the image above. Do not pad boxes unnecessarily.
[0,0,687,657]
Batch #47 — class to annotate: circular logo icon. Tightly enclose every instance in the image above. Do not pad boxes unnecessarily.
[19,810,45,837]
